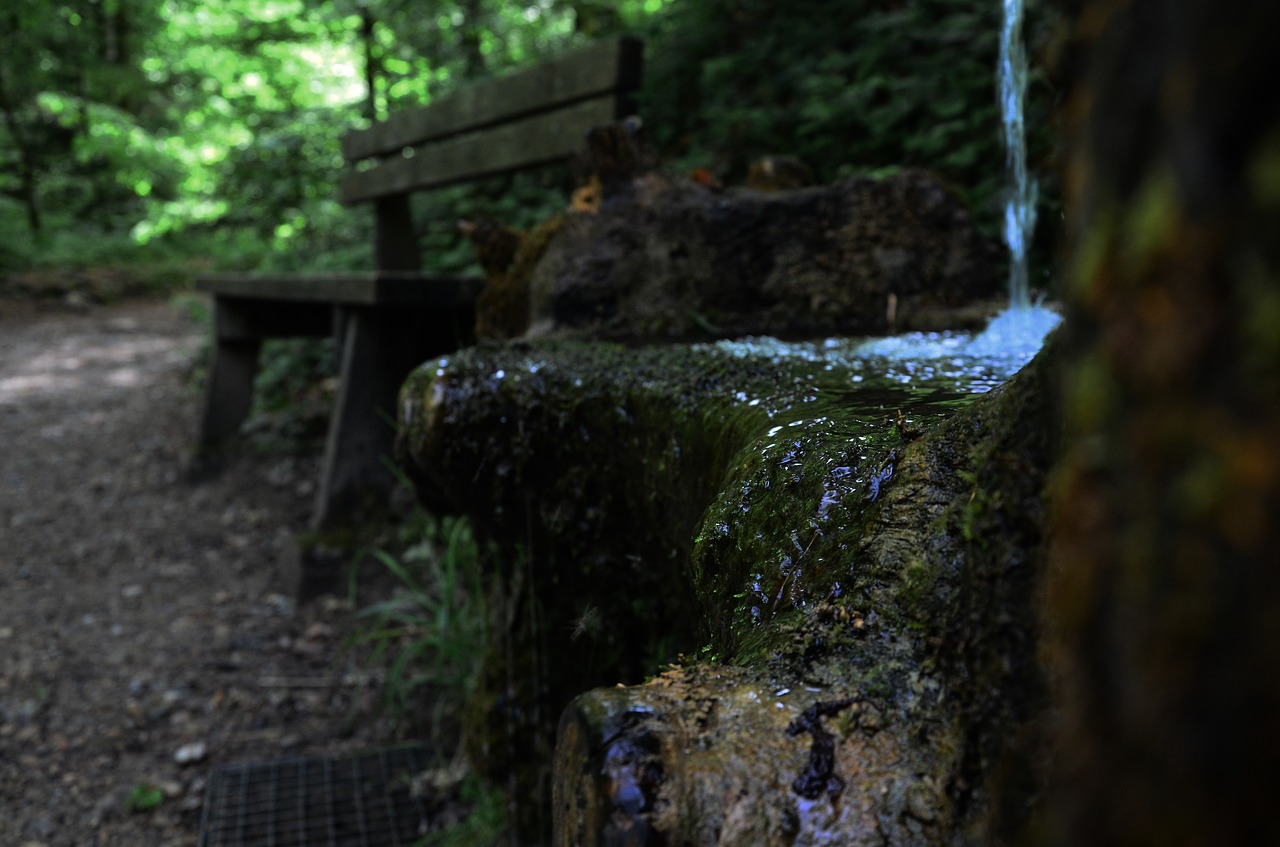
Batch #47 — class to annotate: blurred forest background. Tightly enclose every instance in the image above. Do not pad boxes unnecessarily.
[0,0,1061,289]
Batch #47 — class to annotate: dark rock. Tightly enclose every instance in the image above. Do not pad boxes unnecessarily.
[520,168,1002,342]
[746,155,817,191]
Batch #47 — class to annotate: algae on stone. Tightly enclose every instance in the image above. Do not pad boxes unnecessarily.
[550,337,1060,846]
[397,327,1054,842]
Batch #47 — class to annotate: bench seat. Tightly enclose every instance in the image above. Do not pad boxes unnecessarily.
[196,271,483,305]
[196,272,483,527]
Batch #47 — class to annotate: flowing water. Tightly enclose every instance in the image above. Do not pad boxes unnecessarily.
[697,327,1051,625]
[999,0,1038,310]
[868,0,1059,364]
[658,0,1063,633]
[979,0,1061,352]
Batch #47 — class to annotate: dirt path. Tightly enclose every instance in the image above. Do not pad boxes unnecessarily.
[0,298,398,846]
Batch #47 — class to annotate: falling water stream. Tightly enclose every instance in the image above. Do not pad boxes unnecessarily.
[982,0,1060,352]
[692,11,1060,830]
[999,0,1038,310]
[863,0,1059,365]
[691,0,1062,619]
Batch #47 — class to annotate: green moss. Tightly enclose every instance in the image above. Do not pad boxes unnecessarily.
[401,336,1016,670]
[1247,124,1280,209]
[1068,207,1118,302]
[1064,349,1118,433]
[1123,169,1179,275]
[1239,259,1280,393]
[398,332,1058,839]
[692,412,906,655]
[955,467,995,545]
[897,555,938,612]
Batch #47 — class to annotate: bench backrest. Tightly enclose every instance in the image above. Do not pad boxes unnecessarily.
[340,37,642,205]
[340,37,641,271]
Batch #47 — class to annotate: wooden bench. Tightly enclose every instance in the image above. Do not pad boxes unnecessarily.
[196,37,643,528]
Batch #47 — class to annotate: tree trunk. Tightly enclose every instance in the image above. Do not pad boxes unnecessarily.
[360,6,380,123]
[457,0,487,80]
[0,62,41,235]
[1046,0,1280,844]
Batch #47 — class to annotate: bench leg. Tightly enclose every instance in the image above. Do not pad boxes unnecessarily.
[312,306,418,529]
[197,333,261,455]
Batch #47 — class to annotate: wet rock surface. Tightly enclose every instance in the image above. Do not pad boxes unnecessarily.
[399,329,1058,843]
[0,298,406,846]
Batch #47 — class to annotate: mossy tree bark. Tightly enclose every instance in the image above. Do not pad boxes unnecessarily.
[1045,0,1280,843]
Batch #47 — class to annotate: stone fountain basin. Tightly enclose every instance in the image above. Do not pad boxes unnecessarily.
[397,329,1059,845]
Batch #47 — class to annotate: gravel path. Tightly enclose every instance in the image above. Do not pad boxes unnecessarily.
[0,298,400,846]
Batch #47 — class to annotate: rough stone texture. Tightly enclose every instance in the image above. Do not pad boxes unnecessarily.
[554,668,920,847]
[508,168,1003,342]
[549,341,1059,847]
[398,333,1058,844]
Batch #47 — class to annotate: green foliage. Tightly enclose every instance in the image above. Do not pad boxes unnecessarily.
[639,0,1062,251]
[2,0,1060,293]
[170,291,212,325]
[253,338,336,414]
[125,783,165,813]
[0,0,165,250]
[130,0,368,248]
[234,337,338,454]
[348,514,489,746]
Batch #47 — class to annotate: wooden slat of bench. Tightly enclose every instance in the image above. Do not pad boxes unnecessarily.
[213,298,335,342]
[341,37,641,162]
[196,271,484,305]
[338,95,621,204]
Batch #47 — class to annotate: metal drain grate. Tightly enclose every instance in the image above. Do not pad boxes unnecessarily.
[198,744,432,847]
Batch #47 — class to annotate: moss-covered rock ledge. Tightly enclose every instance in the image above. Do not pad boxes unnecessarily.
[397,333,1058,843]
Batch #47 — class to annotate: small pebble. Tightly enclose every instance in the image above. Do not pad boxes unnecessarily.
[173,741,207,765]
[267,593,293,614]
